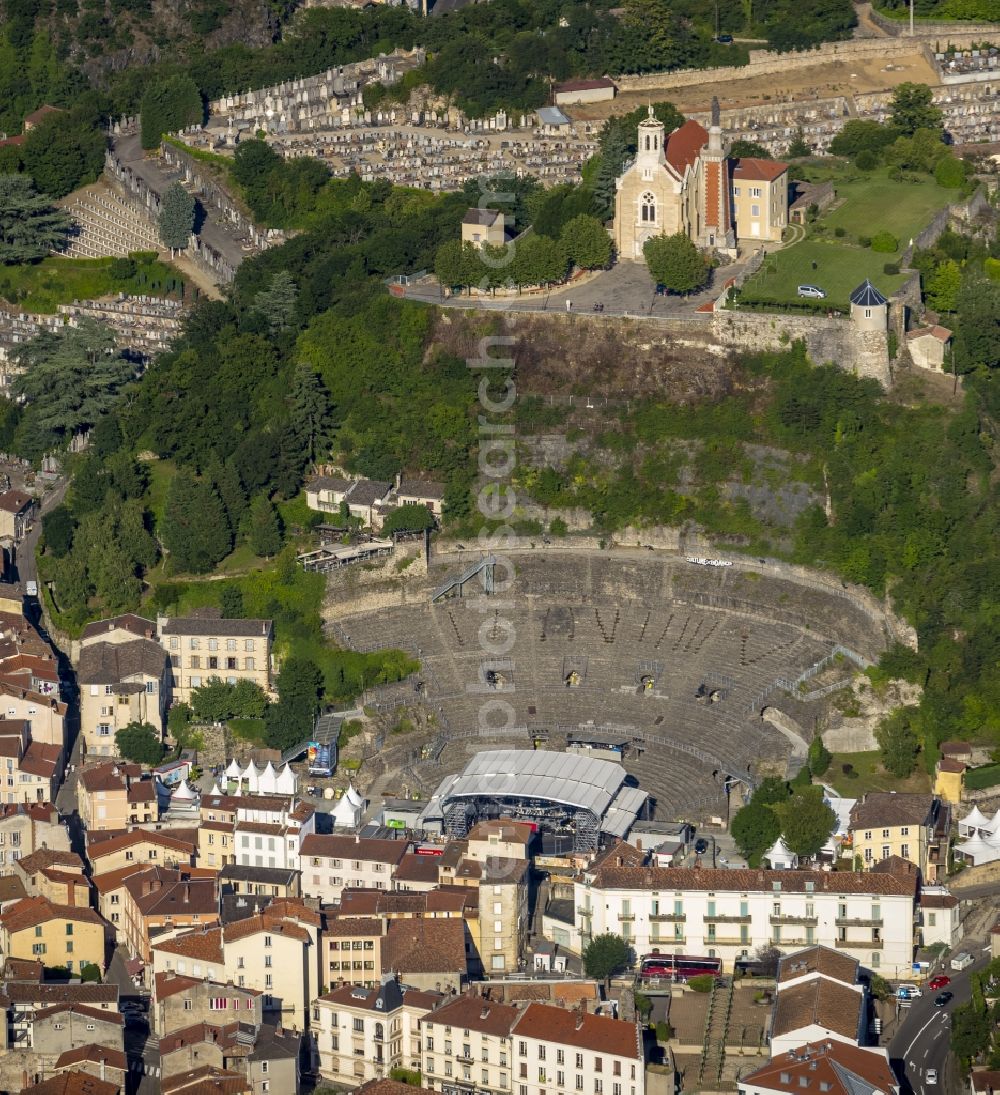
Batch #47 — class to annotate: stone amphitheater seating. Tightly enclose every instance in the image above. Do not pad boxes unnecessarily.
[60,183,162,259]
[341,554,887,821]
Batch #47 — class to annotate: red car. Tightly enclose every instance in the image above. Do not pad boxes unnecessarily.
[928,975,951,990]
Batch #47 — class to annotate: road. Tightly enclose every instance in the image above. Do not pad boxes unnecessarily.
[889,952,991,1095]
[108,947,162,1095]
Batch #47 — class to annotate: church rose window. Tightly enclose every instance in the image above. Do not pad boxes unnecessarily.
[640,193,656,224]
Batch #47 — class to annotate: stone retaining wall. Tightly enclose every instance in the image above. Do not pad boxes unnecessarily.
[867,7,1000,37]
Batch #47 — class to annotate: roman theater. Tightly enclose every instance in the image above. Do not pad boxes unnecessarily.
[326,548,906,833]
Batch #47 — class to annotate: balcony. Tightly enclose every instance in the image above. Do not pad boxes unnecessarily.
[577,906,593,918]
[770,915,819,926]
[770,936,811,946]
[835,917,883,928]
[704,914,752,924]
[619,913,635,922]
[649,913,686,922]
[456,1055,474,1064]
[835,938,884,949]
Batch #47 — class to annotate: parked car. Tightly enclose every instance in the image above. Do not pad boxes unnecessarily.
[25,580,37,597]
[896,983,921,998]
[695,838,709,854]
[950,951,974,971]
[796,284,827,299]
[716,33,734,42]
[926,1070,938,1085]
[934,991,954,1007]
[928,975,951,990]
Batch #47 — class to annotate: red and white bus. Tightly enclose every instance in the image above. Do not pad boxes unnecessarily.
[639,953,722,982]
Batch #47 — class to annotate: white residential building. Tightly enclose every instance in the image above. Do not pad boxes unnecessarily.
[299,833,408,904]
[571,867,917,977]
[312,976,440,1086]
[234,799,315,874]
[738,1040,900,1095]
[421,994,520,1095]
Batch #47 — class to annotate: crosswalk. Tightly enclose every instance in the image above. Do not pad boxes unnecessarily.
[129,1061,160,1078]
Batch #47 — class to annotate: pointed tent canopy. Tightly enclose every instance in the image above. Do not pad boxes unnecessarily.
[955,833,998,865]
[225,758,242,779]
[345,783,364,808]
[332,793,361,828]
[275,764,297,794]
[961,805,991,831]
[241,761,260,780]
[210,782,223,797]
[262,761,276,779]
[765,836,797,865]
[986,809,1000,834]
[850,279,888,307]
[171,780,197,801]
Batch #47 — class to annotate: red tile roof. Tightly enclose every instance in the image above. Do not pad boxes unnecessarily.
[512,1002,642,1059]
[87,829,195,860]
[300,833,408,864]
[382,917,466,976]
[771,978,863,1041]
[740,1040,897,1095]
[54,1044,128,1072]
[0,895,103,932]
[153,927,224,964]
[733,157,788,181]
[588,866,915,895]
[34,1003,124,1026]
[22,1073,120,1095]
[19,740,62,777]
[776,946,858,986]
[664,120,708,176]
[422,993,519,1036]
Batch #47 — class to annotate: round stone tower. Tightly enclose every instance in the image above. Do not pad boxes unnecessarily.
[850,278,888,332]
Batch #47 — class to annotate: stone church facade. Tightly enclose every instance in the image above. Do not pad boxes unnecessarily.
[613,102,789,262]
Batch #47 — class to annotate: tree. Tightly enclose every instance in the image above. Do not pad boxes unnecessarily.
[512,234,568,288]
[11,319,132,440]
[890,82,943,137]
[869,974,893,1000]
[248,493,282,557]
[926,260,961,314]
[829,120,895,160]
[0,174,71,263]
[787,129,811,158]
[21,112,106,198]
[876,708,921,778]
[808,735,831,776]
[42,503,76,558]
[777,786,836,858]
[251,270,299,332]
[220,585,245,618]
[951,1002,992,1066]
[730,139,770,159]
[956,275,1000,371]
[731,800,781,864]
[560,214,612,270]
[582,932,629,990]
[140,75,203,150]
[754,944,781,978]
[643,233,709,294]
[159,469,232,573]
[158,182,195,255]
[191,678,268,721]
[435,238,473,290]
[90,539,141,612]
[277,655,324,709]
[381,503,434,536]
[934,154,965,189]
[114,721,163,766]
[287,364,333,466]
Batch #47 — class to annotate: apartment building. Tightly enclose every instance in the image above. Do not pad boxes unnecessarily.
[152,972,264,1037]
[234,801,315,874]
[421,994,520,1095]
[0,981,118,1050]
[322,916,385,989]
[0,802,70,875]
[510,1003,644,1095]
[312,976,440,1085]
[300,833,407,903]
[572,867,917,976]
[86,830,196,874]
[849,793,950,883]
[0,896,107,973]
[159,616,273,704]
[382,917,468,993]
[0,719,63,804]
[93,865,219,966]
[77,637,169,757]
[78,763,156,831]
[12,848,89,907]
[0,682,66,750]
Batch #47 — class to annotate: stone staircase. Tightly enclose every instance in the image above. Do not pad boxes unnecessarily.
[59,182,162,258]
[698,979,736,1089]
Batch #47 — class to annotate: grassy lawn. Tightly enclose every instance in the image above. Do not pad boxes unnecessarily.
[740,166,954,311]
[0,256,188,314]
[146,459,176,528]
[826,750,932,797]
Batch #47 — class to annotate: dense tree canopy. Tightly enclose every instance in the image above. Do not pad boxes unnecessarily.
[0,174,71,264]
[115,722,164,766]
[643,233,710,294]
[582,933,630,989]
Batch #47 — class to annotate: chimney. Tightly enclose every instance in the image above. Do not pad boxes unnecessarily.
[395,472,402,490]
[100,1057,106,1082]
[183,884,190,903]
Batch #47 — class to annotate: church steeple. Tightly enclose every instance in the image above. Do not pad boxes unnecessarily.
[708,95,723,155]
[636,105,666,170]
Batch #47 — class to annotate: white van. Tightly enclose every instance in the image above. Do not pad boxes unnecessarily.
[896,983,921,998]
[950,952,974,971]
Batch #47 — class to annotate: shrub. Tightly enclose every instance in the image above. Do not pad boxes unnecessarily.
[834,226,846,238]
[841,762,854,776]
[883,262,900,276]
[855,149,878,171]
[688,974,716,993]
[80,963,102,982]
[655,1020,672,1042]
[389,1069,423,1087]
[858,236,872,249]
[934,154,965,189]
[871,231,899,253]
[888,165,903,181]
[549,516,568,537]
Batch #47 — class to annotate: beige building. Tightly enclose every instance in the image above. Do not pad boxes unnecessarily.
[12,848,89,907]
[421,993,518,1095]
[554,78,616,106]
[86,829,196,875]
[613,103,788,262]
[300,833,407,904]
[159,616,273,705]
[0,681,67,750]
[312,977,439,1086]
[0,490,34,542]
[906,325,952,370]
[731,158,789,242]
[152,972,264,1036]
[29,1003,124,1062]
[77,638,169,758]
[0,802,70,875]
[0,719,63,804]
[78,762,157,832]
[0,895,107,974]
[382,917,467,993]
[462,208,507,250]
[322,915,385,988]
[849,792,949,882]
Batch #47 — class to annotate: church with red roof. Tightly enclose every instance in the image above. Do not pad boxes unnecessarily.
[612,100,789,262]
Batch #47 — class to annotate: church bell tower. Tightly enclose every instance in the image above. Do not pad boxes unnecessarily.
[636,105,666,172]
[700,95,736,253]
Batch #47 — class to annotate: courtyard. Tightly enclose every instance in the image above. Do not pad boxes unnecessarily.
[738,164,955,310]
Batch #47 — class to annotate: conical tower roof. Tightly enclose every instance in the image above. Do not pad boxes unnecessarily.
[850,278,887,307]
